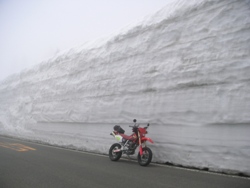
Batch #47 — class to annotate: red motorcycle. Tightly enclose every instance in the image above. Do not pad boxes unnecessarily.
[109,119,154,166]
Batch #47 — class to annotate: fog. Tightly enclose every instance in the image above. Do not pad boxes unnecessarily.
[0,0,169,81]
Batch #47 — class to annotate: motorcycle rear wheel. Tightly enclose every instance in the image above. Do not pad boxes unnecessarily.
[109,143,122,161]
[137,147,152,166]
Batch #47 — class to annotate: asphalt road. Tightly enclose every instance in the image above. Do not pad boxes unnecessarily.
[0,136,249,188]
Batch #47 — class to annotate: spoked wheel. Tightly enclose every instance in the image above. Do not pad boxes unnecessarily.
[137,147,153,166]
[109,143,122,161]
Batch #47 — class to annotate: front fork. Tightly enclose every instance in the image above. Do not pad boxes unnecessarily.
[138,132,144,156]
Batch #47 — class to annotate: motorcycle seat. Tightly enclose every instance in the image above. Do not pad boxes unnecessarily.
[120,133,136,141]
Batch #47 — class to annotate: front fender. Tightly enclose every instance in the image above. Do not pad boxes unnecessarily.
[141,137,154,143]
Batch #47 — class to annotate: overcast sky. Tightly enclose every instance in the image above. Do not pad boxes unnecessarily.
[0,0,170,81]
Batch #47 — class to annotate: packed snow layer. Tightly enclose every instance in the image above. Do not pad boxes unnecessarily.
[0,0,250,175]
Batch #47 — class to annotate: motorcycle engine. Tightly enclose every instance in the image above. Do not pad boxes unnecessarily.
[128,141,136,150]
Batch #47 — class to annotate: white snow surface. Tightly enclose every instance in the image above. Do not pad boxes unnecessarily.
[1,0,250,175]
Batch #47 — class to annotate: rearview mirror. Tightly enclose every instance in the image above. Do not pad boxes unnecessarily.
[133,119,137,123]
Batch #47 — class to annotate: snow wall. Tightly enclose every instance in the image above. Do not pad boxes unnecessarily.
[0,0,250,175]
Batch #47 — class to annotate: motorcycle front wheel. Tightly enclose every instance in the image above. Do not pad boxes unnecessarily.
[109,143,122,161]
[137,147,152,166]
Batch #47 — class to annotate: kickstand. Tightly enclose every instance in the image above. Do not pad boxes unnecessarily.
[126,154,131,160]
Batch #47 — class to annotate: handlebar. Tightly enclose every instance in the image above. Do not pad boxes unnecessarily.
[129,123,149,128]
[129,120,150,128]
